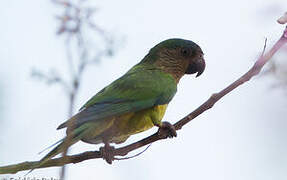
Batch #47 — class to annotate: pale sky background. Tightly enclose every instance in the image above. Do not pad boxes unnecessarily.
[0,0,287,180]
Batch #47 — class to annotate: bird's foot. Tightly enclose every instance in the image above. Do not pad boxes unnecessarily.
[157,121,177,139]
[100,143,115,164]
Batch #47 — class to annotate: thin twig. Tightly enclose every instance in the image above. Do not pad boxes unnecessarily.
[114,144,152,161]
[261,38,267,57]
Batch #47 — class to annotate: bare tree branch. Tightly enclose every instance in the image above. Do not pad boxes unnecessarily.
[1,24,287,175]
[30,1,122,179]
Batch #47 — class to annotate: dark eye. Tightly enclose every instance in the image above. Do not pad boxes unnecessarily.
[181,48,190,57]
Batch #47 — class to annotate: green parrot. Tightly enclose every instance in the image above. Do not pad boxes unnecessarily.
[38,38,205,165]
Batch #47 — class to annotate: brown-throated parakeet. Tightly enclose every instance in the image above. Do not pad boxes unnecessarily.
[39,38,205,165]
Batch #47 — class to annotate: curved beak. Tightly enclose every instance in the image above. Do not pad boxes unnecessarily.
[185,57,206,77]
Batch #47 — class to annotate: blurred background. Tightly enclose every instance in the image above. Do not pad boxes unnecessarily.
[0,0,287,180]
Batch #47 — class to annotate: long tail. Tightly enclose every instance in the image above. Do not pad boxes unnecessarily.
[27,125,88,174]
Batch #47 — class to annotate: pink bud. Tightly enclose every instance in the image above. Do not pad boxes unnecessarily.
[277,12,287,24]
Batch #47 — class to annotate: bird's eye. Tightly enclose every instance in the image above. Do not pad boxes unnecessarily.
[181,48,190,57]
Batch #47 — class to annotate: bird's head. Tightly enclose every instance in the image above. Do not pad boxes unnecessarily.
[142,38,205,82]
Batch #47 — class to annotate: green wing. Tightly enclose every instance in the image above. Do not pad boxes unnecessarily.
[57,65,177,129]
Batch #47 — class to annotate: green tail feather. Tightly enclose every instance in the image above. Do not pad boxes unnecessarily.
[26,125,88,174]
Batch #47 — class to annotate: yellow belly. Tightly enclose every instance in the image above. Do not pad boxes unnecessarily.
[81,104,168,144]
[110,104,168,143]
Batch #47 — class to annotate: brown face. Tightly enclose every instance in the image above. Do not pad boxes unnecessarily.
[182,47,205,77]
[149,39,206,81]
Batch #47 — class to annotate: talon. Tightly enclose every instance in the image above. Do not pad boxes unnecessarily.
[100,143,115,164]
[157,121,177,138]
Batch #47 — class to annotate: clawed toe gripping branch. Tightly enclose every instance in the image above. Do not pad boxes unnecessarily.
[1,23,287,175]
[100,143,116,164]
[157,121,177,138]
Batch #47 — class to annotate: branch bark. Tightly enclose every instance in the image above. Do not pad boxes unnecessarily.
[1,27,287,175]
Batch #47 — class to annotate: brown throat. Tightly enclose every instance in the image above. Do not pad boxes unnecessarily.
[154,49,189,83]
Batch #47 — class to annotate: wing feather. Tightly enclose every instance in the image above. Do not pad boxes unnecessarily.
[57,66,177,130]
